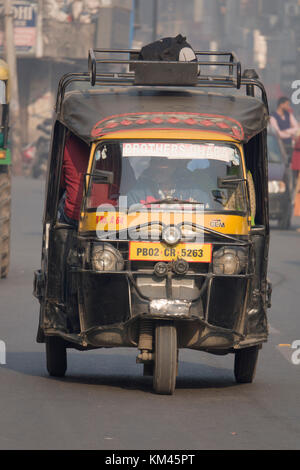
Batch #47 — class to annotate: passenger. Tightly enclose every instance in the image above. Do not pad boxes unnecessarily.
[126,157,211,208]
[270,97,299,162]
[58,133,90,229]
[291,131,300,195]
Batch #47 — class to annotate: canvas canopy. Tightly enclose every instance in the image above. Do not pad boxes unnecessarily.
[58,87,269,145]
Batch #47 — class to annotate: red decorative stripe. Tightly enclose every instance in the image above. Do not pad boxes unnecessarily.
[136,119,149,125]
[200,119,214,127]
[105,122,119,129]
[216,121,230,129]
[167,117,180,123]
[232,127,242,139]
[150,117,164,124]
[185,118,198,125]
[91,112,245,141]
[92,128,104,136]
[120,119,133,126]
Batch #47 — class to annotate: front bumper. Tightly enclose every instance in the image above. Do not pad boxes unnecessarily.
[71,267,253,350]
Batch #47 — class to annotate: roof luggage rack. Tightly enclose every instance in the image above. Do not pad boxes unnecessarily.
[56,48,268,113]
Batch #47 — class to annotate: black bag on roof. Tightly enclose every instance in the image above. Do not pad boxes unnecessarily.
[138,34,197,63]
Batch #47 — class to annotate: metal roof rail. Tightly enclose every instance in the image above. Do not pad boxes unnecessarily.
[88,48,242,88]
[55,48,268,113]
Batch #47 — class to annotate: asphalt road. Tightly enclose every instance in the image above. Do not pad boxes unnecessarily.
[0,176,299,450]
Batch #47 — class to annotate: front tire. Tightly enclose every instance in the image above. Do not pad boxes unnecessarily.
[234,346,259,384]
[153,323,177,395]
[0,171,11,278]
[46,336,67,377]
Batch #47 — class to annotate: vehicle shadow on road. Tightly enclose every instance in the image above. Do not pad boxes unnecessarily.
[4,351,237,393]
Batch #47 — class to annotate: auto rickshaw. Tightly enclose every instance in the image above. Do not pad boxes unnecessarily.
[34,48,272,394]
[0,59,11,278]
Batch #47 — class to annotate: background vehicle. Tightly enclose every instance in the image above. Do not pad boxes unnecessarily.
[0,59,11,278]
[34,49,271,394]
[31,118,52,179]
[268,128,293,229]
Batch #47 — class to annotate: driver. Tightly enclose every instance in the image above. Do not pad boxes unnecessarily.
[127,157,210,207]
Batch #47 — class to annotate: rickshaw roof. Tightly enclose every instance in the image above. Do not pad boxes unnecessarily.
[58,87,269,145]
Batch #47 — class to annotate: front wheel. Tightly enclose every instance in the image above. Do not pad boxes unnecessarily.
[234,346,259,384]
[153,323,177,395]
[46,336,67,377]
[0,171,11,278]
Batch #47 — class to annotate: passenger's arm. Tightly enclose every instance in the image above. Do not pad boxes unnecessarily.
[270,116,297,139]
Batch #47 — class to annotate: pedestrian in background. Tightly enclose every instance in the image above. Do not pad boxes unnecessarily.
[270,96,299,163]
[291,129,300,194]
[292,133,300,223]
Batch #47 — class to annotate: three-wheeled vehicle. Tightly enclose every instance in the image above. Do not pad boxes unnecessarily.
[34,48,272,394]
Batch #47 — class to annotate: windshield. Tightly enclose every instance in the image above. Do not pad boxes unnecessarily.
[86,141,247,213]
[267,133,284,164]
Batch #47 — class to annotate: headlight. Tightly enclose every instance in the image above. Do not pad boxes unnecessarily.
[92,243,124,271]
[162,225,181,245]
[268,180,286,194]
[213,247,247,275]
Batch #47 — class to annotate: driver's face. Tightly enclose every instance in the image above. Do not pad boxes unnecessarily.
[149,158,175,185]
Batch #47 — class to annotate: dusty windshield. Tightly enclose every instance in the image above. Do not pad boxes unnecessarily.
[86,141,247,213]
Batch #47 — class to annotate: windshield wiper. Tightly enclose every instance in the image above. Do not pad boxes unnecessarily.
[145,198,205,205]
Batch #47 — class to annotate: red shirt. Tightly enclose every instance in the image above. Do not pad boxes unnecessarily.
[292,136,300,171]
[61,135,90,220]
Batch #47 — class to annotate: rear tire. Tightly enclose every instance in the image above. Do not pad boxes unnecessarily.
[46,337,67,377]
[0,171,11,278]
[234,346,259,384]
[153,323,177,395]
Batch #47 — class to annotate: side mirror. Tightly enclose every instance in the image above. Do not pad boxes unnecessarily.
[93,170,114,184]
[84,170,115,197]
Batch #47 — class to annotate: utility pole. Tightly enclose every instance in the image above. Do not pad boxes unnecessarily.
[152,0,158,42]
[3,0,22,175]
[36,0,43,58]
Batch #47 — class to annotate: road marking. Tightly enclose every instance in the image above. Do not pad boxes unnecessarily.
[269,323,280,335]
[276,344,295,364]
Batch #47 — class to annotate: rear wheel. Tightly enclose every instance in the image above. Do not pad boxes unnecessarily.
[234,346,259,384]
[153,323,177,395]
[46,336,67,377]
[0,171,11,278]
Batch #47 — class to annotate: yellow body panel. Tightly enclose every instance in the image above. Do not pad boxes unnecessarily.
[0,60,9,80]
[91,129,240,142]
[0,60,10,103]
[79,211,249,236]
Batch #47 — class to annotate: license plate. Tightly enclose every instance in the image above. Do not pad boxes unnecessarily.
[129,242,212,262]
